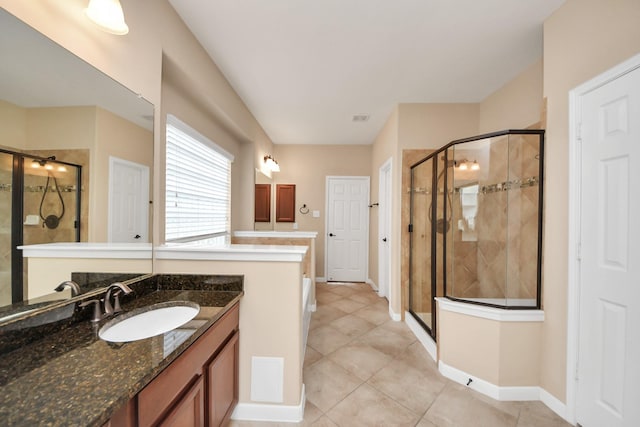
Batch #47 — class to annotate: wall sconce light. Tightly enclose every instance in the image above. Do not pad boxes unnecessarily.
[85,0,129,35]
[31,156,67,172]
[264,155,280,172]
[455,159,480,171]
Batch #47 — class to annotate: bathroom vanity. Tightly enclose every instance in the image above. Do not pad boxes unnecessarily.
[0,274,243,426]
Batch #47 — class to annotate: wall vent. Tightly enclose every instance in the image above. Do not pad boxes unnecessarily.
[352,114,370,122]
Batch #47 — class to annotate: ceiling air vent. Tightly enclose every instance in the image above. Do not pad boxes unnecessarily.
[352,114,370,122]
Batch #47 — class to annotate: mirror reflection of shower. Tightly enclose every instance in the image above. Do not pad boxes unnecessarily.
[0,148,82,306]
[30,156,66,229]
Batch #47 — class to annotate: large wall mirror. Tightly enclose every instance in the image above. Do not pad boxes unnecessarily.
[0,10,154,315]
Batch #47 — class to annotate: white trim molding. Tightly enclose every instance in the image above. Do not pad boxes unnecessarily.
[388,307,401,321]
[232,385,305,423]
[233,231,318,239]
[436,297,544,322]
[405,311,437,361]
[18,242,152,259]
[439,361,539,401]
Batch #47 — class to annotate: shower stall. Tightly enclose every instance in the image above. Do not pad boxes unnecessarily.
[0,149,81,306]
[408,130,544,338]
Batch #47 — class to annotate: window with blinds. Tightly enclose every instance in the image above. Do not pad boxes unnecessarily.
[165,115,234,242]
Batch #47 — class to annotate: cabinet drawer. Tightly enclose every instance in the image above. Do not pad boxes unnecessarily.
[138,303,239,427]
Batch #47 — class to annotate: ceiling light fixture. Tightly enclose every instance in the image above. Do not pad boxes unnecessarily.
[85,0,129,35]
[264,155,280,172]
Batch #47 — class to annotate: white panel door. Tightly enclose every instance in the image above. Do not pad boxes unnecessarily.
[108,157,150,243]
[577,65,640,427]
[378,159,392,298]
[326,177,369,282]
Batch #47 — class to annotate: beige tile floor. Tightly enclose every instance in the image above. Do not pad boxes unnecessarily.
[230,282,571,427]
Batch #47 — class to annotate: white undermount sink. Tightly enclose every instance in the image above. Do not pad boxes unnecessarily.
[99,301,200,343]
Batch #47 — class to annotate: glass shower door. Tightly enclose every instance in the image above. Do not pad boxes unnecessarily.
[409,156,435,332]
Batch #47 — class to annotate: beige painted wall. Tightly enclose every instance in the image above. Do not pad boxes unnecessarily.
[369,108,399,292]
[272,144,372,277]
[385,104,479,316]
[478,59,543,133]
[26,106,153,243]
[154,258,304,406]
[438,309,541,387]
[0,0,274,246]
[541,0,640,403]
[439,310,501,384]
[0,99,27,149]
[93,107,153,242]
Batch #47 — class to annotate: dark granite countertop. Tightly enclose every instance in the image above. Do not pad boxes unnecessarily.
[0,274,243,426]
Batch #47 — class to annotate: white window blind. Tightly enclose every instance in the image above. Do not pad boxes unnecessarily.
[165,115,234,242]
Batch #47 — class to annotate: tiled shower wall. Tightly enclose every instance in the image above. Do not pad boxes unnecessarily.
[448,134,540,302]
[0,149,88,306]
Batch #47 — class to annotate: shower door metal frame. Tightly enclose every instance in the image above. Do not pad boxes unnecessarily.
[408,129,545,340]
[2,148,82,303]
[408,151,440,339]
[441,129,545,310]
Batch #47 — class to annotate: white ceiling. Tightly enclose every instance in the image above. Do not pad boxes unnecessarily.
[169,0,565,145]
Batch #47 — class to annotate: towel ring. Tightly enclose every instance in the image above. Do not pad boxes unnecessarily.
[299,204,309,214]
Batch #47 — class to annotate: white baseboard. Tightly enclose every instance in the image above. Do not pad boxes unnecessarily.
[438,361,571,423]
[389,307,401,321]
[232,385,305,423]
[439,361,538,401]
[316,276,326,283]
[365,278,378,291]
[404,311,437,361]
[539,388,569,423]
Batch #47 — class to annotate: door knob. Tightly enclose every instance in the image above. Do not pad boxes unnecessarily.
[329,233,335,237]
[134,234,141,239]
[382,237,387,242]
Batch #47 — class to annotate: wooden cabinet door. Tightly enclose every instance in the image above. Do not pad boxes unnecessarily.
[207,332,239,427]
[276,184,295,222]
[102,398,136,427]
[159,376,205,427]
[254,184,271,222]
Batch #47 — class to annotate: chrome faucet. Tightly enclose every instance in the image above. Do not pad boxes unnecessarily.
[103,282,133,315]
[54,280,81,296]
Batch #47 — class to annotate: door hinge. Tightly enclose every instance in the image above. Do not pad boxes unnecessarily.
[408,224,413,233]
[576,122,582,141]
